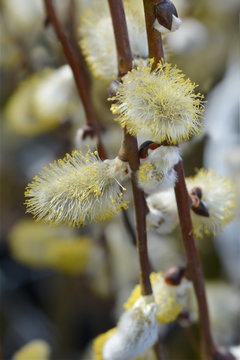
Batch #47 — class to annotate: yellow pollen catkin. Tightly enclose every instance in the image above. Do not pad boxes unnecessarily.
[124,272,181,324]
[110,59,205,144]
[186,169,237,238]
[25,150,129,228]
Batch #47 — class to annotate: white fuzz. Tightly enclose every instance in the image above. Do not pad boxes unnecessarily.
[79,1,148,79]
[103,296,158,360]
[33,65,78,123]
[146,191,178,234]
[146,190,178,234]
[138,146,181,194]
[186,169,237,238]
[139,168,177,195]
[171,15,182,31]
[25,149,130,228]
[111,60,204,144]
[153,15,182,34]
[124,273,189,324]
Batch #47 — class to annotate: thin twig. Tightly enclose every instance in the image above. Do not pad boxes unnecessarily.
[44,0,107,160]
[108,0,152,296]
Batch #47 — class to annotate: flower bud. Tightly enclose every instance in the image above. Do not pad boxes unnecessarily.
[164,266,186,286]
[154,0,182,34]
[139,141,161,159]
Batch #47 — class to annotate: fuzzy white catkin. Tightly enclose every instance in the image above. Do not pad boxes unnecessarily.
[146,189,178,234]
[138,146,181,195]
[103,297,159,360]
[111,60,204,144]
[25,150,130,228]
[186,169,237,237]
[139,168,177,195]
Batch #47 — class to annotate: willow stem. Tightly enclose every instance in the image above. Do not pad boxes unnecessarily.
[142,0,217,358]
[108,0,152,296]
[143,0,164,67]
[174,162,216,359]
[44,0,107,160]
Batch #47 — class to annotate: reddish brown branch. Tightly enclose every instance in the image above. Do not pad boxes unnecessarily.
[118,130,152,295]
[108,0,132,76]
[143,0,164,68]
[142,0,218,358]
[174,161,216,359]
[108,0,152,296]
[44,0,107,160]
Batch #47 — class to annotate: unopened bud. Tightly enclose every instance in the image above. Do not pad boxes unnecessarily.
[190,187,209,217]
[164,266,186,286]
[139,141,161,159]
[154,0,182,33]
[190,187,202,199]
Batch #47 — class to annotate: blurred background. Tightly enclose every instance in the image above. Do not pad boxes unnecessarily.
[0,0,239,359]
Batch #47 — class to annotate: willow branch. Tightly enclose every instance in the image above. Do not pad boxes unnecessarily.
[143,0,164,67]
[44,0,107,160]
[174,162,216,359]
[107,0,132,77]
[108,0,152,296]
[142,0,217,358]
